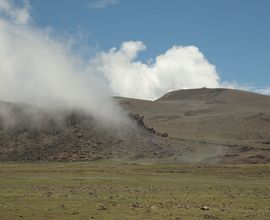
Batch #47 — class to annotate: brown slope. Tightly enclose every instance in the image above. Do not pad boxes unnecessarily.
[157,88,270,107]
[0,101,183,162]
[117,88,270,164]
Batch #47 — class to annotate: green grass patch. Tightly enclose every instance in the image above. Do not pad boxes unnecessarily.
[0,162,269,219]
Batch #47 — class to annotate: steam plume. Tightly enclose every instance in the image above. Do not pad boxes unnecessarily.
[0,0,125,123]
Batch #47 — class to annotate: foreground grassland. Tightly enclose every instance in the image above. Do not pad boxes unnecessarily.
[0,162,269,220]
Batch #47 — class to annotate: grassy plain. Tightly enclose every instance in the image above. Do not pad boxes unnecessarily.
[0,162,269,220]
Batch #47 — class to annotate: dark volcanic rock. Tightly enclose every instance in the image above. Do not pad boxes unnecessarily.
[0,101,181,162]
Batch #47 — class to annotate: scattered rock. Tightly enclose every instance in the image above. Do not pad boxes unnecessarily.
[72,211,79,215]
[201,205,210,211]
[96,204,107,211]
[129,113,168,137]
[132,202,141,208]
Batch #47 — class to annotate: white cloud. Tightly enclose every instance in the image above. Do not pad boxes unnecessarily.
[0,0,30,24]
[0,0,126,123]
[89,41,220,100]
[220,81,270,96]
[254,87,270,96]
[88,0,118,9]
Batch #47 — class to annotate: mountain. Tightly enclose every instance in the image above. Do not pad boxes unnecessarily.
[0,88,270,163]
[117,88,270,163]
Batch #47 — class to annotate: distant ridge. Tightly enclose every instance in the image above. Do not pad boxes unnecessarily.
[156,88,270,107]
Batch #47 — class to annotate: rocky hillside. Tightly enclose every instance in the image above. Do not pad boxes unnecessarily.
[0,101,182,162]
[1,88,270,164]
[117,88,270,164]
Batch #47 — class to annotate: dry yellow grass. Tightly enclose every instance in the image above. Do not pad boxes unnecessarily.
[0,162,269,219]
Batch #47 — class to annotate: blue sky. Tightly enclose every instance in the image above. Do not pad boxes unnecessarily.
[29,0,270,88]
